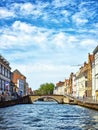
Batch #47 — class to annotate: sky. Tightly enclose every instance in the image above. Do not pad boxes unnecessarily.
[0,0,98,90]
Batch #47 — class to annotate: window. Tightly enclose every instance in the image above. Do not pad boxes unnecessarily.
[0,79,2,90]
[2,80,5,91]
[2,66,4,75]
[5,68,7,77]
[0,64,2,74]
[85,81,87,87]
[8,71,10,78]
[5,81,10,91]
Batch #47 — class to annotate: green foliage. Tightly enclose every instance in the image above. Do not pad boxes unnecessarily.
[38,83,55,95]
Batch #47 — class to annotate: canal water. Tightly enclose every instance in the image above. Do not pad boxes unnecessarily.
[0,102,98,130]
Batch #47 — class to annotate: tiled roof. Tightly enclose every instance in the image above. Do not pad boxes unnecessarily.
[13,69,26,78]
[56,81,64,87]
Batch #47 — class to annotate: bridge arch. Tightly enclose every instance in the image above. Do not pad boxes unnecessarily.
[33,96,60,103]
[29,95,67,104]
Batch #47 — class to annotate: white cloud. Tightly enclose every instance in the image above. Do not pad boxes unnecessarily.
[1,19,97,53]
[0,34,17,49]
[0,7,15,18]
[11,2,49,19]
[73,1,98,27]
[7,1,71,24]
[94,23,98,28]
[0,21,51,49]
[20,2,42,17]
[72,12,88,26]
[52,32,67,48]
[1,21,77,50]
[61,10,70,16]
[12,21,33,33]
[52,0,73,8]
[68,36,78,42]
[80,39,98,47]
[20,2,34,13]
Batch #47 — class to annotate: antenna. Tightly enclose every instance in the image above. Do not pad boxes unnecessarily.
[71,64,83,67]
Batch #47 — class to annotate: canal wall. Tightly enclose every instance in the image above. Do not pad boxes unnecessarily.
[65,94,98,111]
[74,99,98,111]
[0,95,98,111]
[0,95,32,108]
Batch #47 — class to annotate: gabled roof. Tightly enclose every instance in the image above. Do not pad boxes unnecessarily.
[13,69,21,74]
[78,62,88,76]
[56,81,64,87]
[13,69,26,78]
[65,79,69,82]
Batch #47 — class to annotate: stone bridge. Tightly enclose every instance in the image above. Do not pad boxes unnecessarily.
[0,94,73,108]
[28,94,71,104]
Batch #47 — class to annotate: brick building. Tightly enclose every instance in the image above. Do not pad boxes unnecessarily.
[12,69,26,96]
[87,53,94,97]
[75,62,88,98]
[64,79,69,95]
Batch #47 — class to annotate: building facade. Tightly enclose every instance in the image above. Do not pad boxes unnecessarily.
[92,46,98,100]
[64,79,69,95]
[69,73,74,95]
[54,81,65,95]
[75,63,88,99]
[72,74,77,97]
[12,69,27,96]
[87,54,94,97]
[0,55,11,94]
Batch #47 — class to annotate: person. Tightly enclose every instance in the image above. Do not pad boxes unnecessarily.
[20,91,23,97]
[1,92,5,101]
[0,89,2,101]
[83,93,86,101]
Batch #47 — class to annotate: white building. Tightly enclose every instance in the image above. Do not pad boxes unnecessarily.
[92,46,98,100]
[54,81,65,95]
[75,63,88,99]
[18,79,25,97]
[72,75,77,97]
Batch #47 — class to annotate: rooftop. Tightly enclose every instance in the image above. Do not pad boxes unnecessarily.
[0,54,10,66]
[56,81,64,87]
[93,45,98,54]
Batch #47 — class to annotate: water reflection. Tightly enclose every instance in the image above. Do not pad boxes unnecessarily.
[0,102,98,130]
[33,100,58,105]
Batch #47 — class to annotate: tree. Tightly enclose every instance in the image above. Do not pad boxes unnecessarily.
[38,83,55,95]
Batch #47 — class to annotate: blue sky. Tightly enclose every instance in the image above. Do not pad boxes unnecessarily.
[0,0,98,90]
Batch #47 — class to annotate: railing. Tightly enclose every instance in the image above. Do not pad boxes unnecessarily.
[80,96,98,104]
[64,94,98,104]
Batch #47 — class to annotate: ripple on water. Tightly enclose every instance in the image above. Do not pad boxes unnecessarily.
[0,103,98,130]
